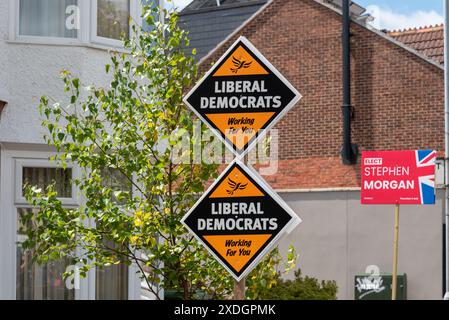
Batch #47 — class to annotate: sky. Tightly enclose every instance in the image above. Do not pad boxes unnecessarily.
[356,0,443,30]
[167,0,445,31]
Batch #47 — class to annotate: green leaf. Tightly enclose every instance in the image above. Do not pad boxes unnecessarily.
[72,78,80,89]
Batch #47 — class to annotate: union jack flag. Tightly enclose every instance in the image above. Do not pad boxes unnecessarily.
[416,150,437,204]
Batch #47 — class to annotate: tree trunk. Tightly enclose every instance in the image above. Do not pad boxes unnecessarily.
[233,278,246,300]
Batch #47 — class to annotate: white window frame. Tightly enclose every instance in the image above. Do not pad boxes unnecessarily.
[14,158,79,206]
[9,0,142,49]
[0,147,142,300]
[0,148,85,300]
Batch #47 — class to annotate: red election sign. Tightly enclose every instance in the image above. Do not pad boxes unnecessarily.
[361,150,436,205]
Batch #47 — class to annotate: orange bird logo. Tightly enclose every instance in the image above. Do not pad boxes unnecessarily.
[226,178,248,195]
[230,56,252,74]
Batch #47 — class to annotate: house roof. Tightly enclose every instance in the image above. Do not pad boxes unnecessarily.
[183,0,264,11]
[180,0,372,61]
[388,24,444,65]
[183,0,366,13]
[179,0,269,60]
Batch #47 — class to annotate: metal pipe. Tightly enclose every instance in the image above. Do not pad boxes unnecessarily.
[341,0,357,165]
[443,0,449,300]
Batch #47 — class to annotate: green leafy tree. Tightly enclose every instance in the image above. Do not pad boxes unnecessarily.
[23,3,232,300]
[21,2,325,301]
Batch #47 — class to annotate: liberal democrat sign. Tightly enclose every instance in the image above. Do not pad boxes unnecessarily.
[361,150,437,205]
[181,160,300,281]
[183,36,301,156]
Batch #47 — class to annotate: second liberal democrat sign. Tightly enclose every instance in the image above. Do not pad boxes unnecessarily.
[181,160,300,280]
[361,150,436,205]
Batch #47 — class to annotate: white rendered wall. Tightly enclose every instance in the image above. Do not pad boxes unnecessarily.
[0,1,141,300]
[0,0,115,144]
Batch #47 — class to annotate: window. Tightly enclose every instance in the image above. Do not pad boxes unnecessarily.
[1,151,141,300]
[22,167,73,198]
[94,168,132,300]
[95,241,129,300]
[97,0,130,40]
[101,167,133,204]
[92,0,138,47]
[13,0,143,48]
[16,208,75,300]
[15,159,78,206]
[16,165,75,300]
[19,0,78,38]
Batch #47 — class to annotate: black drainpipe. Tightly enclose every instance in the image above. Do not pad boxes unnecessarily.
[341,0,358,165]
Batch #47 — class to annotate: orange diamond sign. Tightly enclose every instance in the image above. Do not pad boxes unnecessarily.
[183,36,302,156]
[181,161,301,280]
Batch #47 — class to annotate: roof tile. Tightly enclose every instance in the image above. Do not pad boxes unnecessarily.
[388,24,444,65]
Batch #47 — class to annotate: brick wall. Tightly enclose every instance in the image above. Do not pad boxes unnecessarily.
[199,0,444,189]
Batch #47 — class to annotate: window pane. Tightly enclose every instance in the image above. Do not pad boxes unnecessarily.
[95,169,131,299]
[16,208,75,300]
[101,167,132,204]
[95,241,129,300]
[22,167,72,198]
[19,0,78,38]
[97,0,130,40]
[96,264,129,300]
